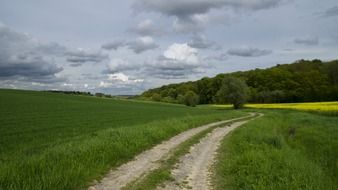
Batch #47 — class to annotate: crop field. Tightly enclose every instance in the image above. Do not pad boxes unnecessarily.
[211,102,338,115]
[0,89,244,190]
[246,102,338,112]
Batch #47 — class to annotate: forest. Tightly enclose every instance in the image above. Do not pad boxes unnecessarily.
[140,59,338,104]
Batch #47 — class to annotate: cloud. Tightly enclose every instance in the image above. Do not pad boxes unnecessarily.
[145,57,204,79]
[172,14,210,33]
[126,36,159,53]
[108,73,129,82]
[204,53,228,61]
[188,34,218,49]
[102,36,159,54]
[101,40,125,50]
[163,43,199,63]
[143,43,206,79]
[69,63,83,67]
[128,19,165,36]
[294,36,319,46]
[103,43,203,79]
[98,72,144,95]
[66,49,109,64]
[104,58,139,74]
[227,46,272,57]
[134,0,283,17]
[321,6,338,17]
[0,25,64,83]
[133,0,284,32]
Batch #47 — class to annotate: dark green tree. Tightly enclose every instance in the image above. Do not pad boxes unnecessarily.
[183,91,199,107]
[215,76,249,109]
[151,93,161,101]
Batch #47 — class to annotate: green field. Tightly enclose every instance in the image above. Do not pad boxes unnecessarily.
[0,89,244,189]
[214,109,338,189]
[1,89,337,189]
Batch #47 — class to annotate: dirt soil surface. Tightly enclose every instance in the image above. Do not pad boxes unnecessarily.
[89,114,254,190]
[158,114,262,190]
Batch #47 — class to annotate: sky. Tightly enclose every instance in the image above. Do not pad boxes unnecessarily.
[0,0,337,95]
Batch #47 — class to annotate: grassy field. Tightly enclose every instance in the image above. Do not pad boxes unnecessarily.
[214,109,338,190]
[0,89,245,190]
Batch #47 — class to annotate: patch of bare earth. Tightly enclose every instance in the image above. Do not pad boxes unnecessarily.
[88,114,254,190]
[158,114,262,190]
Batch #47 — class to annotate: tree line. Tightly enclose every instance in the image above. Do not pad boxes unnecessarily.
[140,59,338,106]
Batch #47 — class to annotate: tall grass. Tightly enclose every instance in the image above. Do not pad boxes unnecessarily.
[0,89,244,189]
[214,110,338,190]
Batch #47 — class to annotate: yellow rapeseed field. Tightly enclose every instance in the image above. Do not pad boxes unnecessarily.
[245,102,338,112]
[212,102,338,113]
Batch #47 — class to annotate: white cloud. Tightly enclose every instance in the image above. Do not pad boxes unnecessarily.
[142,43,206,79]
[108,73,129,82]
[163,43,198,64]
[99,72,144,88]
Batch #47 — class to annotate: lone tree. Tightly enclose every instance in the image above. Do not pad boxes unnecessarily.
[151,93,161,101]
[215,76,249,109]
[183,91,199,107]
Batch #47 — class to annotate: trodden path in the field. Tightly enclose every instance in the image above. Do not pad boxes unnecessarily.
[88,113,255,190]
[158,113,263,190]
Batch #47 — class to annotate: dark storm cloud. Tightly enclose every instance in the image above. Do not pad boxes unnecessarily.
[228,47,272,57]
[0,55,62,78]
[65,50,108,64]
[322,6,338,17]
[294,36,319,46]
[0,25,64,82]
[133,0,284,32]
[134,0,283,17]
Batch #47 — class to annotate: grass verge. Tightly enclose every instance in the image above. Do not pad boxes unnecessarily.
[213,109,338,190]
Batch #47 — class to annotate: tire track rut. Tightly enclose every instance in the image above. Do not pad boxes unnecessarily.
[158,113,262,190]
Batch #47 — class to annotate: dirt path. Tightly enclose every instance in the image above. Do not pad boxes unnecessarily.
[158,114,262,190]
[89,114,254,190]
